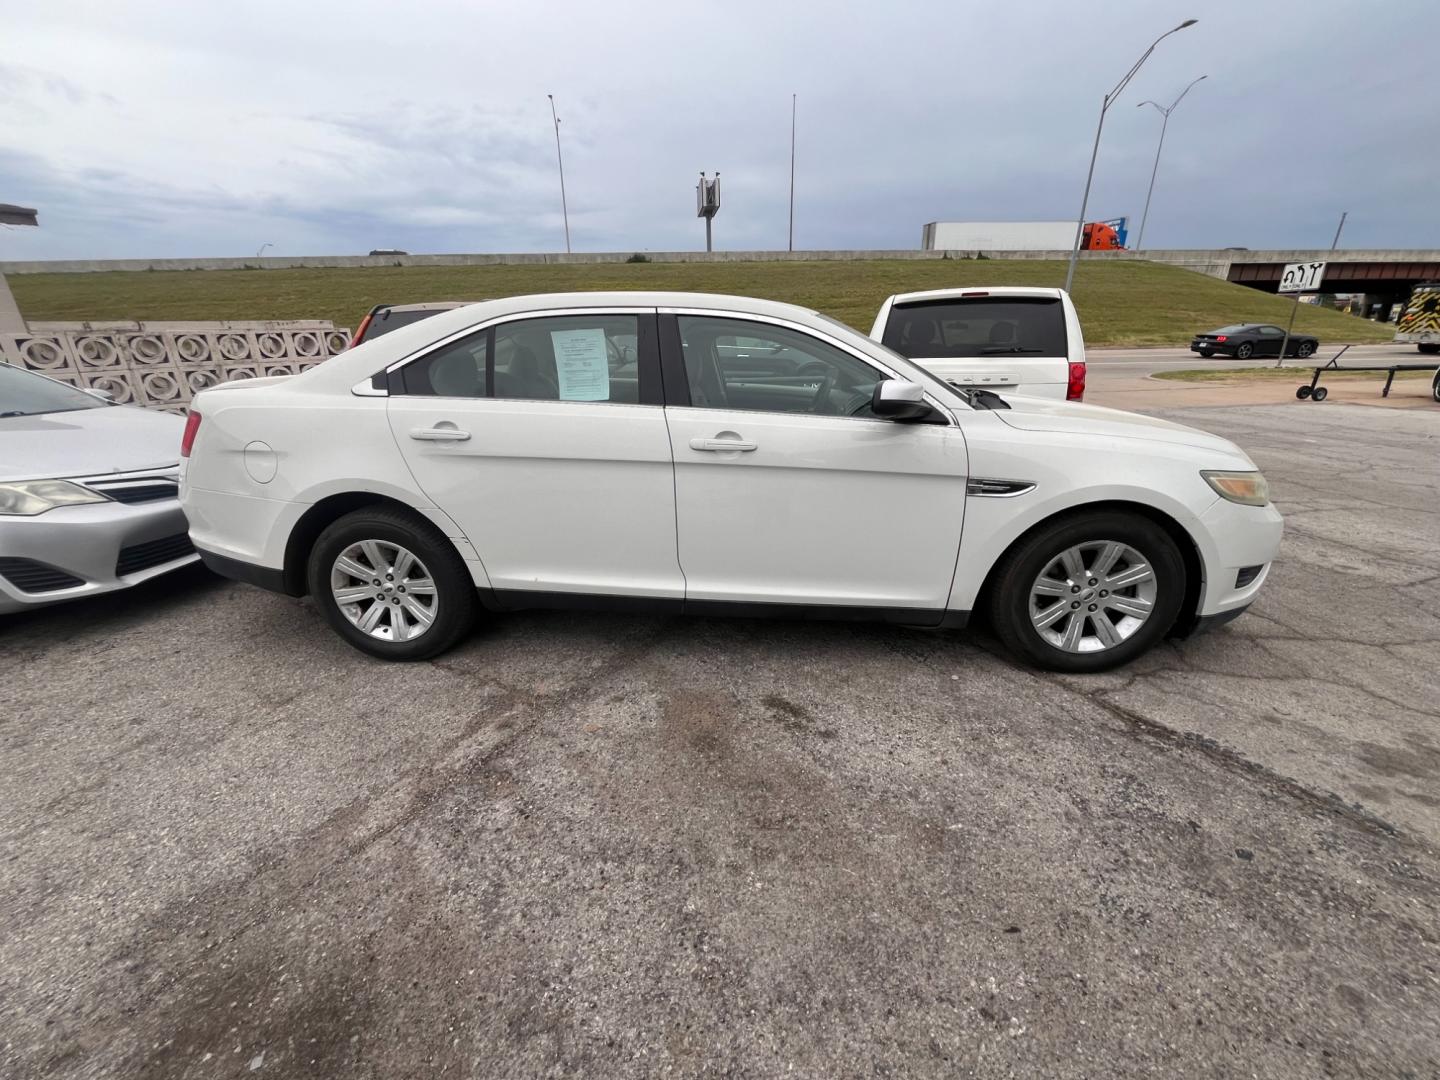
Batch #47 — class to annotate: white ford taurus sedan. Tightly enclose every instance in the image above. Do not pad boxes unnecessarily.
[180,292,1281,672]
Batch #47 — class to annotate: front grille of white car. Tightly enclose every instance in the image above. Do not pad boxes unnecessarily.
[79,467,181,505]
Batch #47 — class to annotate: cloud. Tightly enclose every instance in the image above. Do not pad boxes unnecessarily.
[1,0,1437,259]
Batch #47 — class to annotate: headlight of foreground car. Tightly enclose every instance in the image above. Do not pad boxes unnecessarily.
[1201,470,1270,507]
[0,480,109,516]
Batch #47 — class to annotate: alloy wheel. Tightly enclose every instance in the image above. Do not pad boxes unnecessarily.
[1028,540,1157,653]
[330,539,438,642]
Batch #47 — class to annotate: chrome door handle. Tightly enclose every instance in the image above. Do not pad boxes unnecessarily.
[689,437,757,452]
[410,427,471,442]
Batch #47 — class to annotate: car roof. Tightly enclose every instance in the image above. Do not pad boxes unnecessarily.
[887,287,1066,304]
[373,301,481,313]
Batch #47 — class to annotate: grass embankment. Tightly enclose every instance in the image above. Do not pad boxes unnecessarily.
[9,258,1393,347]
[1154,367,1431,383]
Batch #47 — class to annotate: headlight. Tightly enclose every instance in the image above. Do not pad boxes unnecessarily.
[0,480,109,516]
[1201,470,1269,507]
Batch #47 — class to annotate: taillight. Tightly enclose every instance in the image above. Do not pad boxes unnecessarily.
[350,312,374,348]
[1066,362,1086,402]
[180,411,202,457]
[1215,335,1227,342]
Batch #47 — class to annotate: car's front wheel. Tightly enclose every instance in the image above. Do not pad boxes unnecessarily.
[989,511,1186,673]
[1296,341,1315,359]
[1235,342,1254,360]
[307,507,477,660]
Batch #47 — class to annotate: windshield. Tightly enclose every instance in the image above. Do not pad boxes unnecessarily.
[0,364,110,417]
[883,297,1067,358]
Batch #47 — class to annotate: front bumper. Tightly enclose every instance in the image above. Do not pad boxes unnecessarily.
[0,497,199,614]
[1194,496,1284,619]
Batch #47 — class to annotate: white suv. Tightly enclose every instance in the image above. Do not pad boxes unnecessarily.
[181,291,1281,673]
[872,287,1085,401]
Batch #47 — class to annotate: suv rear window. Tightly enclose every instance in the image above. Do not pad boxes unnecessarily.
[362,307,446,341]
[883,297,1067,358]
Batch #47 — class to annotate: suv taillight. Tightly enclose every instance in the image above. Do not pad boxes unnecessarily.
[1066,362,1086,402]
[180,411,202,457]
[349,312,374,348]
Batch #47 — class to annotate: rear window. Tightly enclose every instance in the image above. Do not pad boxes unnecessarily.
[883,297,1067,358]
[361,307,446,341]
[1209,324,1250,335]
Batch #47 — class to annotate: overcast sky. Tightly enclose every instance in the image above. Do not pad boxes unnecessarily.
[2,0,1437,260]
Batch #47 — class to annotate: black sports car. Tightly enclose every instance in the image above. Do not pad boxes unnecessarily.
[1190,323,1318,360]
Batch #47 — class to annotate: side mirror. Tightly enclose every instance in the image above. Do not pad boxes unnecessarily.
[86,387,115,402]
[871,379,934,421]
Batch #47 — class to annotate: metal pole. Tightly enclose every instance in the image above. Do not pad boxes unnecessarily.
[1134,75,1205,252]
[1135,111,1168,253]
[547,94,571,254]
[1063,19,1198,294]
[1330,211,1347,250]
[788,94,796,253]
[1064,99,1107,294]
[1275,293,1301,369]
[705,216,713,253]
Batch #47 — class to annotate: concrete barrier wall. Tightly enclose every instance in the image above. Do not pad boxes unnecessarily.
[4,248,1436,281]
[1,320,349,412]
[0,248,1334,279]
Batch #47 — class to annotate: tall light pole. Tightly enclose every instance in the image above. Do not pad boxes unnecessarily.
[547,94,571,254]
[788,94,797,252]
[1134,74,1207,251]
[1064,18,1198,294]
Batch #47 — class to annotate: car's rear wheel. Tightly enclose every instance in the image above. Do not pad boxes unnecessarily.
[989,511,1186,673]
[307,507,476,660]
[1235,342,1254,360]
[1296,341,1315,358]
[1198,348,1215,358]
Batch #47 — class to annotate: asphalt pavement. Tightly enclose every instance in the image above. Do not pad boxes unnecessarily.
[3,401,1438,1078]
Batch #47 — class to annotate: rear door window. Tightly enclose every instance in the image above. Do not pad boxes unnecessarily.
[884,297,1067,358]
[398,313,654,404]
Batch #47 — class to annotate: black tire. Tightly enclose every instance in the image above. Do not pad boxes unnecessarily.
[1198,349,1215,358]
[1432,370,1440,402]
[1235,342,1254,360]
[1418,343,1440,356]
[1311,386,1329,402]
[989,510,1186,674]
[1296,385,1312,399]
[1297,341,1315,359]
[307,506,477,661]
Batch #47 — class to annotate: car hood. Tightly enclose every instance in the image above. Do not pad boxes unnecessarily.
[0,405,185,481]
[992,394,1252,460]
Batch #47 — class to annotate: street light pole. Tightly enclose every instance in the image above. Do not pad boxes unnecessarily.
[788,93,797,253]
[1064,18,1198,294]
[547,94,571,255]
[1135,74,1207,252]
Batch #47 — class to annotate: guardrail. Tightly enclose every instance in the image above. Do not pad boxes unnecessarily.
[0,320,350,411]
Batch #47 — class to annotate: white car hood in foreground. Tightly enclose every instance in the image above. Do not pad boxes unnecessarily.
[0,405,185,482]
[993,394,1249,458]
